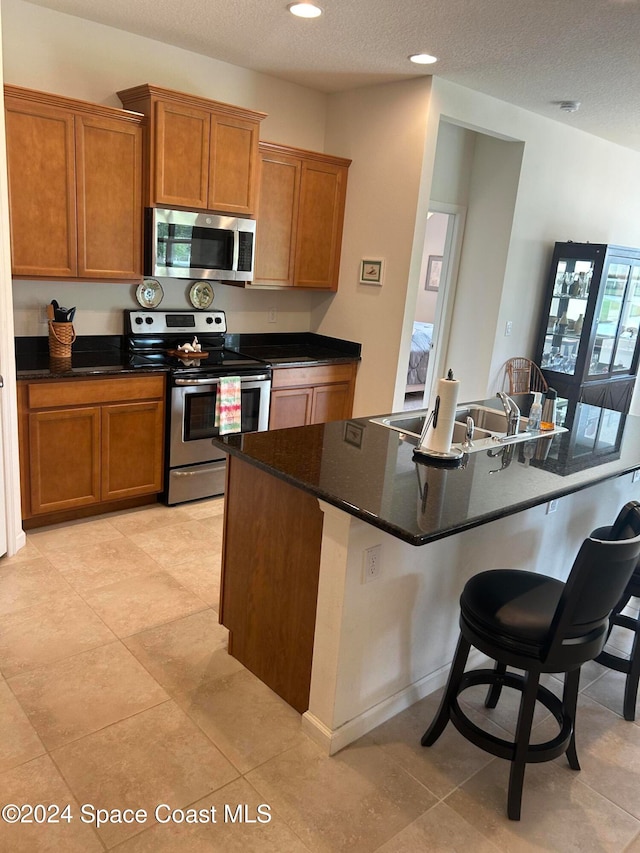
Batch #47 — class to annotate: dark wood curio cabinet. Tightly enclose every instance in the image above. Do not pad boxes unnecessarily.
[534,242,640,412]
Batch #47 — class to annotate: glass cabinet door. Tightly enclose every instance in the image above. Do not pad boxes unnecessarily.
[611,265,640,373]
[588,262,630,376]
[540,255,594,376]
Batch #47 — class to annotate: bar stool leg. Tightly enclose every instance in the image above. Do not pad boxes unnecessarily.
[507,669,539,821]
[562,668,581,770]
[485,660,507,708]
[623,624,640,721]
[421,634,471,747]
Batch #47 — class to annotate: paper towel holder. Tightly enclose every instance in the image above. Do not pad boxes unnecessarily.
[413,445,465,466]
[415,407,465,464]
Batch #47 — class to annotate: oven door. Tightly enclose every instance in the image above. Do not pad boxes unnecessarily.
[169,374,271,468]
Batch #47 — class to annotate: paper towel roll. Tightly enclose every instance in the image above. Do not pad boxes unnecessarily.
[419,372,460,454]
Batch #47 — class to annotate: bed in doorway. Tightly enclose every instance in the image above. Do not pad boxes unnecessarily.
[406,321,433,394]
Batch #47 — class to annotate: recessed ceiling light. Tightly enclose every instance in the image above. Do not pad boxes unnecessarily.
[288,2,323,18]
[409,53,438,65]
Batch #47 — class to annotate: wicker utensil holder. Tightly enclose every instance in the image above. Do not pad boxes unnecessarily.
[48,321,76,359]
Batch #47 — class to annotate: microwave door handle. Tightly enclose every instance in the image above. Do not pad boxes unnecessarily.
[232,228,240,273]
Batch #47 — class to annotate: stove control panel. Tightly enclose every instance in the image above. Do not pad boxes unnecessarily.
[125,310,227,335]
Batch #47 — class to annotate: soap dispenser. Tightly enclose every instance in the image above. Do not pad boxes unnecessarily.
[526,392,543,432]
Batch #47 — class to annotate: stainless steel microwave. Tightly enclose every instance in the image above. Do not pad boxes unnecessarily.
[145,207,256,282]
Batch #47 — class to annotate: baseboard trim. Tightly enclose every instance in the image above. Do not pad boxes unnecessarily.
[302,648,490,755]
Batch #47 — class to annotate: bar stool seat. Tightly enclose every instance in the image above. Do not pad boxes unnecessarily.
[421,505,640,821]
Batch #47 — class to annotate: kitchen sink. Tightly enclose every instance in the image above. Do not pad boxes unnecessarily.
[369,403,566,453]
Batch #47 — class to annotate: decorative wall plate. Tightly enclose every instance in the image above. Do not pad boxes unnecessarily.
[136,279,164,308]
[188,281,215,310]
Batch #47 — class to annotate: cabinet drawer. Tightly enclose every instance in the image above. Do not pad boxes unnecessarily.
[26,375,165,409]
[271,362,356,389]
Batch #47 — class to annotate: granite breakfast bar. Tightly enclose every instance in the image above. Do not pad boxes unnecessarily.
[216,399,640,754]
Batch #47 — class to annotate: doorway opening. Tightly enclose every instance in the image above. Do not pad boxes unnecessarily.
[403,206,463,411]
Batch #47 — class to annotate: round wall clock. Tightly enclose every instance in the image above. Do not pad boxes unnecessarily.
[188,281,215,310]
[135,279,164,309]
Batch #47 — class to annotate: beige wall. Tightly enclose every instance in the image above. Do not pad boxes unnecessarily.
[319,78,434,416]
[3,0,329,337]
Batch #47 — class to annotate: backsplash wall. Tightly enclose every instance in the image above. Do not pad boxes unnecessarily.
[12,278,324,337]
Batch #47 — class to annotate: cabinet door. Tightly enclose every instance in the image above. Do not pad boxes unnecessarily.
[28,407,101,514]
[295,159,348,290]
[310,383,352,424]
[75,114,143,279]
[269,388,313,429]
[101,400,164,500]
[254,150,300,286]
[154,100,210,208]
[209,114,260,215]
[5,98,77,277]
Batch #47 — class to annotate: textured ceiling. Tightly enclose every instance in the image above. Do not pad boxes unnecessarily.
[23,0,640,151]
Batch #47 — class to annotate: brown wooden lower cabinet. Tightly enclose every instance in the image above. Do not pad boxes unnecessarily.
[269,361,357,430]
[18,374,165,527]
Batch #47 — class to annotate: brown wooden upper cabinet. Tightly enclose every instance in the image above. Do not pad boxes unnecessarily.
[254,142,351,291]
[4,85,143,280]
[117,84,266,217]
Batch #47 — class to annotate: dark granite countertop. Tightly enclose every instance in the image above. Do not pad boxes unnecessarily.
[14,335,166,379]
[216,398,640,546]
[226,332,361,367]
[15,332,361,379]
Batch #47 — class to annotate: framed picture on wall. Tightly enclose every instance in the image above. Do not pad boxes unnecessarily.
[359,259,384,285]
[425,255,443,291]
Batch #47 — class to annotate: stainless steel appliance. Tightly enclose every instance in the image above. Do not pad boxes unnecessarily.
[125,310,271,505]
[145,207,256,282]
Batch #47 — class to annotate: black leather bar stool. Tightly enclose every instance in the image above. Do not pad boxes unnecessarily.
[421,504,640,821]
[594,500,640,721]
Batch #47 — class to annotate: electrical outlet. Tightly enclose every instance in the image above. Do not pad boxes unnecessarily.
[268,307,277,324]
[363,544,382,583]
[546,499,559,514]
[40,304,49,325]
[505,320,513,337]
[632,469,640,484]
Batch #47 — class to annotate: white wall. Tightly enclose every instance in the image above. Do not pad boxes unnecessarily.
[445,133,524,398]
[414,212,447,324]
[0,0,24,555]
[425,78,640,408]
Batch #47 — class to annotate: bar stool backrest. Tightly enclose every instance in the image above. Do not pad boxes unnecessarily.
[596,499,640,608]
[543,512,640,668]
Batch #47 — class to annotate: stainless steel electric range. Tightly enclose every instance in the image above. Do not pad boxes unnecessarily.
[125,310,271,505]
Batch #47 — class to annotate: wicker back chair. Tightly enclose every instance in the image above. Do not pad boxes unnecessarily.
[504,357,548,395]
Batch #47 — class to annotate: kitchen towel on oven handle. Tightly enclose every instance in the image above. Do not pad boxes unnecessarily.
[214,376,242,434]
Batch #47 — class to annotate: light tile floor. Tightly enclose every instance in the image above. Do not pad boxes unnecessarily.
[0,498,639,851]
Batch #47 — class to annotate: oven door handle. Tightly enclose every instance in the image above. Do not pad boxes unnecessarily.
[173,373,271,386]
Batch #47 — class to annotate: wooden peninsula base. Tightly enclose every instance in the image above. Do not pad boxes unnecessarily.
[220,457,323,713]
